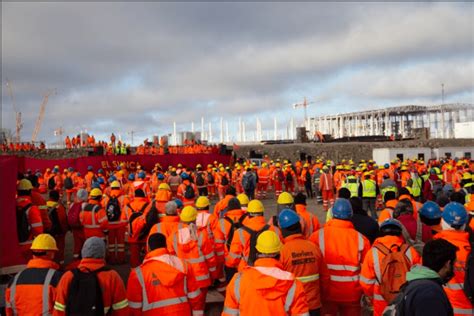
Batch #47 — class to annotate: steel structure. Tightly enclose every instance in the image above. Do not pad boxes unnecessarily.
[32,89,55,142]
[308,103,474,139]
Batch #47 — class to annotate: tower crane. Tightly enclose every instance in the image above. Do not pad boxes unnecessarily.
[5,79,23,143]
[32,89,56,142]
[292,97,315,128]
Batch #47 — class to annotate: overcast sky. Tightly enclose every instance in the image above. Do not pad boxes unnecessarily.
[2,2,473,144]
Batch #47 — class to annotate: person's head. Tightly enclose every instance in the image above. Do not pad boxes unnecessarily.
[349,197,366,215]
[383,191,397,203]
[255,230,282,260]
[165,201,178,216]
[227,198,241,211]
[436,194,450,208]
[419,201,442,227]
[278,209,302,238]
[277,192,294,214]
[76,188,88,202]
[17,179,33,196]
[225,186,236,196]
[441,202,468,231]
[247,200,264,217]
[147,233,167,252]
[89,188,102,201]
[379,219,403,237]
[139,207,160,240]
[332,198,353,220]
[337,188,351,200]
[81,237,106,259]
[399,187,412,197]
[180,206,198,223]
[450,192,466,205]
[294,192,307,206]
[422,239,458,283]
[236,193,249,208]
[49,190,60,202]
[30,234,58,260]
[393,199,413,218]
[135,189,145,198]
[195,196,210,211]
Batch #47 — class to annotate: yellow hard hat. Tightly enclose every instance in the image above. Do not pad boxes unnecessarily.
[247,200,264,214]
[111,181,121,188]
[262,162,268,167]
[400,166,408,171]
[195,196,210,209]
[89,188,102,198]
[159,183,171,191]
[237,193,250,206]
[196,164,202,169]
[277,192,294,205]
[255,230,282,254]
[180,206,198,222]
[275,163,281,168]
[220,167,225,172]
[31,234,58,251]
[303,163,309,168]
[17,179,33,191]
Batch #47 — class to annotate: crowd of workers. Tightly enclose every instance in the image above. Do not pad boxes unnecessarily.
[6,155,474,316]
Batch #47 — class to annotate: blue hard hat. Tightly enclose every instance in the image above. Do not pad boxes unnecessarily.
[430,168,437,175]
[380,218,402,230]
[76,172,81,176]
[117,166,121,171]
[98,177,105,184]
[157,173,165,180]
[68,167,74,172]
[442,184,454,195]
[138,171,146,179]
[91,181,100,189]
[278,209,300,229]
[181,172,189,179]
[108,176,117,183]
[384,163,390,169]
[87,166,93,171]
[174,199,183,209]
[128,174,135,181]
[419,201,442,219]
[442,202,468,226]
[98,169,104,174]
[332,198,353,219]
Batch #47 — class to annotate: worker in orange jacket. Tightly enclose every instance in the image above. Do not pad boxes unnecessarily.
[217,167,231,200]
[283,164,296,194]
[147,182,172,217]
[294,193,320,238]
[279,210,327,315]
[79,188,109,240]
[360,219,421,316]
[214,186,237,217]
[223,230,309,316]
[5,234,63,316]
[167,206,218,307]
[434,202,474,315]
[53,237,128,315]
[102,181,129,264]
[148,201,180,240]
[127,233,204,315]
[319,166,335,211]
[226,200,279,272]
[176,172,198,206]
[309,198,370,316]
[16,179,44,261]
[121,189,150,224]
[84,166,96,192]
[257,163,271,199]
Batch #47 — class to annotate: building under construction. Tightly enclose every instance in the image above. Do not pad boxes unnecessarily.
[308,103,474,140]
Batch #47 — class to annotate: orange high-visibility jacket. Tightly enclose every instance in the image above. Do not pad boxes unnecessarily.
[309,219,370,303]
[5,258,62,316]
[53,258,128,316]
[280,234,328,310]
[148,216,180,240]
[167,223,217,288]
[222,258,309,316]
[16,196,44,245]
[434,230,474,314]
[102,190,129,229]
[257,168,271,184]
[121,197,150,224]
[127,248,203,315]
[79,200,109,239]
[295,204,320,238]
[377,199,399,224]
[215,209,248,257]
[214,195,235,217]
[319,172,334,191]
[360,235,421,316]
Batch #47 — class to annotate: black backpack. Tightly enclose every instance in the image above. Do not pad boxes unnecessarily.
[305,170,311,183]
[241,224,270,266]
[221,174,229,186]
[277,170,285,182]
[106,197,121,222]
[242,173,255,192]
[64,177,74,190]
[285,172,293,182]
[66,267,108,316]
[383,279,437,316]
[48,177,56,190]
[196,172,205,186]
[184,184,196,199]
[47,205,63,236]
[16,203,32,243]
[223,214,248,249]
[464,216,474,303]
[207,173,215,184]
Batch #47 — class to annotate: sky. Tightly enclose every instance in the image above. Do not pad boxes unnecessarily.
[1,2,473,144]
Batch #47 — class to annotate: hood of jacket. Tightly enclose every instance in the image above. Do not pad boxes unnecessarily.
[406,264,441,282]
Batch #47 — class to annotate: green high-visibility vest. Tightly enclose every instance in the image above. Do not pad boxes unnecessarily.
[411,176,422,198]
[120,146,127,155]
[343,176,359,197]
[362,179,376,198]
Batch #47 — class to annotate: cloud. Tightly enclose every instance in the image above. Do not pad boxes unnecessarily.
[1,2,473,143]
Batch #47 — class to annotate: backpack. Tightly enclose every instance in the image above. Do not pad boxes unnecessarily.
[64,177,74,190]
[463,216,474,303]
[241,224,270,266]
[400,218,424,255]
[277,170,285,182]
[106,196,121,222]
[305,170,311,183]
[68,202,83,228]
[196,172,205,186]
[48,177,56,190]
[223,214,248,249]
[430,179,443,196]
[221,174,229,186]
[242,173,255,192]
[65,267,108,316]
[16,203,32,243]
[207,173,215,184]
[374,243,411,303]
[128,203,149,237]
[46,205,63,236]
[285,172,293,183]
[184,184,196,199]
